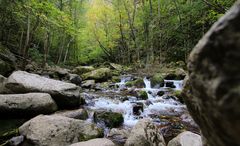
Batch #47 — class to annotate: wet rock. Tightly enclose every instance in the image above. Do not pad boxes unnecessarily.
[82,80,95,88]
[72,66,95,75]
[172,90,184,103]
[166,82,176,88]
[167,131,202,146]
[107,128,130,146]
[145,100,153,106]
[137,90,148,100]
[125,119,165,146]
[9,135,24,146]
[150,73,164,88]
[132,102,143,115]
[0,93,57,118]
[6,71,80,109]
[82,68,112,82]
[19,115,103,146]
[68,74,82,86]
[54,109,88,120]
[157,91,165,96]
[94,111,124,128]
[183,2,240,146]
[111,76,121,83]
[125,78,145,88]
[70,138,115,146]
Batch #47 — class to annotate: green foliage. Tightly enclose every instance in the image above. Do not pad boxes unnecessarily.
[0,0,236,66]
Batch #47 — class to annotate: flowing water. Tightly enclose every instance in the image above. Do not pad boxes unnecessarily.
[83,75,193,128]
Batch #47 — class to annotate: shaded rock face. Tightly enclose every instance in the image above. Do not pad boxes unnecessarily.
[125,119,165,146]
[168,131,202,146]
[5,71,80,109]
[183,2,240,146]
[70,138,116,146]
[0,93,57,118]
[19,115,104,146]
[0,44,16,76]
[0,75,10,94]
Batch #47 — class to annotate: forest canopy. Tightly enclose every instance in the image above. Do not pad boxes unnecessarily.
[0,0,236,66]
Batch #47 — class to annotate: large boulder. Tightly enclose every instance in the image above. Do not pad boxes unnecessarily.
[0,93,57,118]
[82,68,112,82]
[19,115,104,146]
[125,119,165,146]
[168,131,202,146]
[183,2,240,146]
[70,138,116,146]
[5,71,81,109]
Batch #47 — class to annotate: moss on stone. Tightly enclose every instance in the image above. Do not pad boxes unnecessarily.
[138,90,148,100]
[151,73,164,88]
[125,78,144,88]
[111,76,121,83]
[94,111,124,128]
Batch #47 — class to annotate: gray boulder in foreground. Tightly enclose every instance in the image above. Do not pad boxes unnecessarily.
[6,71,81,109]
[0,93,57,118]
[168,131,202,146]
[125,119,165,146]
[70,138,116,146]
[183,1,240,146]
[19,115,104,146]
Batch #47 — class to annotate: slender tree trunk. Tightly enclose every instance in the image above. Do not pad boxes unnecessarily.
[19,30,24,54]
[23,14,30,59]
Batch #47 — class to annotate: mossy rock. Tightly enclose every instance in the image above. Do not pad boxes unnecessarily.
[125,78,144,88]
[111,76,121,83]
[163,68,186,80]
[112,70,121,76]
[82,68,112,82]
[150,73,164,88]
[78,127,104,141]
[172,90,184,103]
[137,90,148,100]
[73,66,95,75]
[94,111,124,128]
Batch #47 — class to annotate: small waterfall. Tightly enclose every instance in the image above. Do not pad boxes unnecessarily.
[143,77,151,89]
[85,75,186,128]
[116,75,132,89]
[164,80,183,90]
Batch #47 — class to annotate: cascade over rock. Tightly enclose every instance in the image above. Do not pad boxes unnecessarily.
[183,1,240,146]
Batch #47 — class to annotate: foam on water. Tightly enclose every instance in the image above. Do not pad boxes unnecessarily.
[86,75,185,127]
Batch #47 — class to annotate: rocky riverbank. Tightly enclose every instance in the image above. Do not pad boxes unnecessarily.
[0,61,202,146]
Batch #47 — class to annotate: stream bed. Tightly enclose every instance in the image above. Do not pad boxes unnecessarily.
[82,75,199,141]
